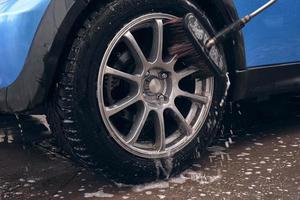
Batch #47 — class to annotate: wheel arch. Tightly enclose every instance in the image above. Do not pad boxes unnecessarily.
[0,0,245,113]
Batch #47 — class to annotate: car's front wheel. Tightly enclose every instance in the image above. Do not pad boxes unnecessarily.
[48,0,228,183]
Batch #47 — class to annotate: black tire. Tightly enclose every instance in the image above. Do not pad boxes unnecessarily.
[47,0,229,183]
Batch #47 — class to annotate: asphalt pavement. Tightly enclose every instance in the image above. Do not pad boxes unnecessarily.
[0,94,300,200]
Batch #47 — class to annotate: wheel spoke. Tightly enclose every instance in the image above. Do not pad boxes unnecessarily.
[105,94,140,117]
[154,110,166,151]
[150,19,164,62]
[177,66,200,80]
[177,89,209,105]
[166,55,178,66]
[171,105,192,135]
[123,31,148,70]
[125,104,149,144]
[105,66,140,83]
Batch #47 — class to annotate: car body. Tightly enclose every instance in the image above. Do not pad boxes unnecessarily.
[0,0,299,182]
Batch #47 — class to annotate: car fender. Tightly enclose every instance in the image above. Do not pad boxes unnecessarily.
[0,0,89,113]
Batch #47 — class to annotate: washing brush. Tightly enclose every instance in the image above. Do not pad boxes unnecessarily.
[165,0,277,78]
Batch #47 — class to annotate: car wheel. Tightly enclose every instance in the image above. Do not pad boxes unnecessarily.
[47,0,229,183]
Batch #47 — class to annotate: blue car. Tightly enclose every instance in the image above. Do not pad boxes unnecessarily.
[0,0,299,182]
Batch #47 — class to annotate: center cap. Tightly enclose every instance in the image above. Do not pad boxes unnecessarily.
[148,78,162,94]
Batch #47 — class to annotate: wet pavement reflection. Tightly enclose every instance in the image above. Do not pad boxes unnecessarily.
[1,94,300,200]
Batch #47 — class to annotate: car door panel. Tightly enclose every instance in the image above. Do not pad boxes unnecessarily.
[234,0,300,68]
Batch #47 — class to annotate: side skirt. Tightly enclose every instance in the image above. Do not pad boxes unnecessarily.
[232,62,300,101]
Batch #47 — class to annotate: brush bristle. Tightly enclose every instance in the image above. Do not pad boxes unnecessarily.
[164,18,203,59]
[164,18,213,78]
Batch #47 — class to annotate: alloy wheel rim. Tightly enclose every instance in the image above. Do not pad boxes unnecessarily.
[97,13,214,158]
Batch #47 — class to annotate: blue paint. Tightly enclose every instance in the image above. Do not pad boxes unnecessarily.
[0,0,51,88]
[234,0,300,68]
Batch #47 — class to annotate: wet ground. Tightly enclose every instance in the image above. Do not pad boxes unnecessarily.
[1,94,300,200]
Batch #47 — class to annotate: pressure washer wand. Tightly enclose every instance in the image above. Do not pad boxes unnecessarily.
[206,0,278,48]
[165,0,278,78]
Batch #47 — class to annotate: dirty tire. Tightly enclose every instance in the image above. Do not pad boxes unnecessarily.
[47,0,228,183]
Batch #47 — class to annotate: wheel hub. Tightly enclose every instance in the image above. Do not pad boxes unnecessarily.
[149,78,162,94]
[143,70,170,105]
